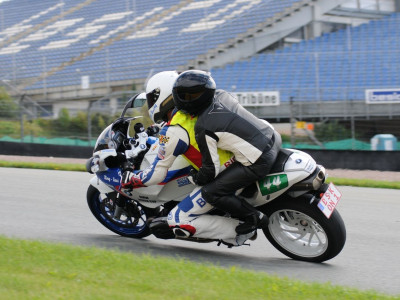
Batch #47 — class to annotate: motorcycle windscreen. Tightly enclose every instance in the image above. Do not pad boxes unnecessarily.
[93,124,127,153]
[94,124,115,152]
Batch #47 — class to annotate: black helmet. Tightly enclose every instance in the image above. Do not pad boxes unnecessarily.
[172,70,216,115]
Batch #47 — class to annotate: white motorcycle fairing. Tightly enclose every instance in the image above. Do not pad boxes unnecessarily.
[249,150,318,207]
[89,143,195,208]
[86,93,346,263]
[90,139,322,211]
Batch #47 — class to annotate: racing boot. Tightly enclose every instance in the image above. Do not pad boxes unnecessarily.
[236,197,269,234]
[235,210,269,235]
[235,230,257,245]
[222,230,257,247]
[148,217,175,239]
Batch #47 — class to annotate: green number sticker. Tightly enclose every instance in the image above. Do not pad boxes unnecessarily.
[258,174,289,195]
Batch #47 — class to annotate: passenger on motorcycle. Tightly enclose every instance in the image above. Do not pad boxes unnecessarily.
[122,71,254,246]
[172,70,282,235]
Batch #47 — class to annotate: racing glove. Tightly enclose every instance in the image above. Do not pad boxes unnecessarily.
[187,169,199,186]
[121,171,146,189]
[146,125,160,136]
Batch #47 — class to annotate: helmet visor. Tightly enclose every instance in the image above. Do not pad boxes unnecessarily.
[179,91,203,101]
[146,88,160,109]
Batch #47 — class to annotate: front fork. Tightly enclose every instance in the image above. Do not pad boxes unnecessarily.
[113,193,126,219]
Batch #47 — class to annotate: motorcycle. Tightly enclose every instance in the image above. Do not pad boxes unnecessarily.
[86,93,346,263]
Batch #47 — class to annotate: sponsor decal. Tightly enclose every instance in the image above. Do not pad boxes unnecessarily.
[177,177,190,187]
[99,169,122,187]
[223,157,236,168]
[157,146,166,159]
[140,169,150,180]
[149,103,158,118]
[196,197,207,207]
[366,89,400,104]
[258,174,289,195]
[159,134,170,145]
[167,212,173,221]
[100,149,116,153]
[305,159,315,173]
[103,175,120,184]
[137,199,157,203]
[209,101,226,114]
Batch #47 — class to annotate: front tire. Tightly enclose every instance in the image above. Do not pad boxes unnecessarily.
[87,185,151,238]
[261,196,346,263]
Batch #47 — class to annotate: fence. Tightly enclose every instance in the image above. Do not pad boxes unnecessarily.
[1,130,399,151]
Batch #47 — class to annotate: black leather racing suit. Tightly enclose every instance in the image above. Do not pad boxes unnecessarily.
[194,90,282,218]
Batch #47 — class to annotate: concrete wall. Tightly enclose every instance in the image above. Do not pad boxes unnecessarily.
[1,141,399,171]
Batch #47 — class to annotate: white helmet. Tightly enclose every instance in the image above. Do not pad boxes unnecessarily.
[146,71,179,123]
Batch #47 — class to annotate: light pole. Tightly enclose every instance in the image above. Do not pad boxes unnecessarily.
[19,94,25,143]
[290,96,296,147]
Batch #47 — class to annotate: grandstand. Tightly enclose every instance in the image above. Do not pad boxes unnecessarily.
[0,0,399,122]
[211,10,400,119]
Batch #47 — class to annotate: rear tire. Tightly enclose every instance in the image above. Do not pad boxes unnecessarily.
[87,185,151,238]
[261,196,346,263]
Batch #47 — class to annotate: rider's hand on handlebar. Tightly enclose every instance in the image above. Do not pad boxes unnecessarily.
[121,171,146,189]
[146,125,160,136]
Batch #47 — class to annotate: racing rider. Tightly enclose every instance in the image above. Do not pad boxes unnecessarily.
[122,71,255,246]
[172,70,282,235]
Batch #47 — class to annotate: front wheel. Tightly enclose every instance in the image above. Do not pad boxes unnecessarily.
[261,196,346,263]
[87,185,151,238]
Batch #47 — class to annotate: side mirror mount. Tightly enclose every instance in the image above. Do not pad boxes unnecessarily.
[120,93,147,118]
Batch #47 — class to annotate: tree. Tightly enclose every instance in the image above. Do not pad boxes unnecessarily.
[314,120,351,142]
[57,108,70,128]
[0,87,18,118]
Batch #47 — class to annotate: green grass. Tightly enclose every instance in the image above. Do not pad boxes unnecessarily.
[0,160,86,172]
[0,163,398,298]
[327,177,400,189]
[0,236,396,300]
[1,160,399,189]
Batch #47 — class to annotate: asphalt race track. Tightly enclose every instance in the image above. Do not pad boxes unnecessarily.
[1,167,399,296]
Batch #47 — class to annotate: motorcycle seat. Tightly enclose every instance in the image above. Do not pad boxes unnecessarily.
[269,148,293,174]
[239,149,293,199]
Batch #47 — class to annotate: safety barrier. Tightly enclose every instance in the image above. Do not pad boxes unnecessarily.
[0,141,92,159]
[1,141,399,171]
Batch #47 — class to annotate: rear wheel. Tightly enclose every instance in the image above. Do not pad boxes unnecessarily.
[261,196,346,262]
[87,185,150,238]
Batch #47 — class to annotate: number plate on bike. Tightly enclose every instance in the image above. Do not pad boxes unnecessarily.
[318,183,342,219]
